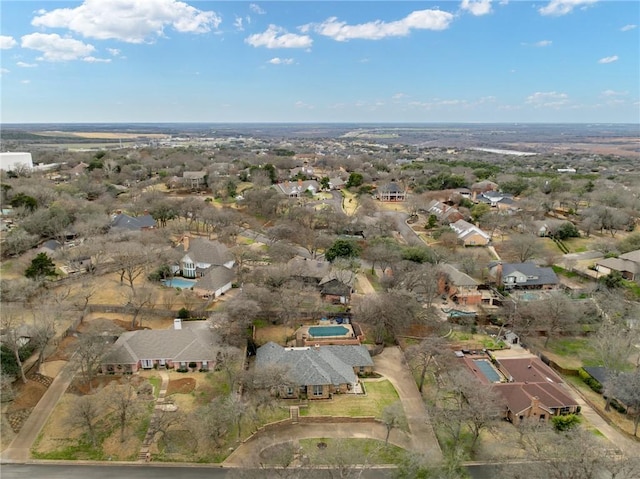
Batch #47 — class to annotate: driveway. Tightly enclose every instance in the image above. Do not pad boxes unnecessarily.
[373,347,442,461]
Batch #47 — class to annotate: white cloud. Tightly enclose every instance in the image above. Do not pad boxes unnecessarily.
[234,17,244,31]
[601,89,627,97]
[245,25,312,48]
[17,61,38,68]
[539,0,598,17]
[106,48,120,56]
[0,68,10,75]
[249,4,266,15]
[294,100,314,109]
[620,24,637,32]
[1,35,17,49]
[31,0,221,44]
[598,55,618,64]
[306,9,454,42]
[534,40,552,47]
[268,57,293,65]
[21,33,96,62]
[83,56,111,63]
[392,93,408,100]
[460,0,493,16]
[526,91,569,107]
[21,80,31,84]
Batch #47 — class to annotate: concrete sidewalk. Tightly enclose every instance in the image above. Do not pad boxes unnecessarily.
[1,358,77,463]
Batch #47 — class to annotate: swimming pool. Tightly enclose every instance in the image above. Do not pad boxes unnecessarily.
[474,359,502,383]
[162,278,197,289]
[308,326,349,337]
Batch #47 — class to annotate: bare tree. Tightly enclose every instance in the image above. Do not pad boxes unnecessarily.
[107,378,144,443]
[505,233,542,263]
[0,305,29,383]
[405,336,448,393]
[353,291,421,344]
[607,369,640,436]
[68,394,104,447]
[74,332,111,390]
[381,401,406,445]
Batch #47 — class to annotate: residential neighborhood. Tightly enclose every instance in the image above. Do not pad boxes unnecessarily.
[1,124,639,478]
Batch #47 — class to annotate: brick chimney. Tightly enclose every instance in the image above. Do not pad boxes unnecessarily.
[495,261,503,286]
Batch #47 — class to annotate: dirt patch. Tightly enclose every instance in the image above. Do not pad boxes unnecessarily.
[254,325,295,346]
[167,378,196,395]
[48,336,77,360]
[40,360,67,378]
[7,379,48,411]
[68,375,123,396]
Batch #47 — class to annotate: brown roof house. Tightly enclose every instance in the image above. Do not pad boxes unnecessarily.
[426,200,464,224]
[595,249,640,281]
[461,355,580,424]
[255,342,373,399]
[319,270,356,305]
[101,322,218,374]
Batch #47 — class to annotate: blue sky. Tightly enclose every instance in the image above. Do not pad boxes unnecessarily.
[1,0,638,123]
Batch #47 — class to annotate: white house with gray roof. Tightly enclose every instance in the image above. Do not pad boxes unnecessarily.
[489,262,559,290]
[255,342,373,399]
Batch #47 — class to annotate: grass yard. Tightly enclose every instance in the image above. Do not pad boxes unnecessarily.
[341,190,358,216]
[300,380,399,418]
[298,438,409,465]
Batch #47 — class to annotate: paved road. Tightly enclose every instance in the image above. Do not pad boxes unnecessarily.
[373,347,442,462]
[1,358,77,463]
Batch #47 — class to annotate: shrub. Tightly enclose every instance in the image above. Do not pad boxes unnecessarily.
[552,414,581,431]
[578,368,603,393]
[188,362,197,370]
[177,307,190,319]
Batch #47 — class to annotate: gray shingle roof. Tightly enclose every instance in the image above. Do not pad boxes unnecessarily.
[111,213,156,230]
[440,264,479,287]
[492,262,559,286]
[255,342,372,387]
[195,265,234,292]
[177,237,234,267]
[102,329,217,365]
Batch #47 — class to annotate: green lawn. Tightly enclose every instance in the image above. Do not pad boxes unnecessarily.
[300,380,399,418]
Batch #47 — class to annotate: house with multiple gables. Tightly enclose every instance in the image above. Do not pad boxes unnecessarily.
[475,191,517,212]
[374,182,406,202]
[182,170,207,190]
[172,236,235,298]
[595,249,640,282]
[426,200,464,224]
[489,262,559,290]
[438,264,483,306]
[110,212,156,231]
[287,257,332,285]
[449,219,491,246]
[101,324,218,374]
[273,179,319,197]
[255,342,373,399]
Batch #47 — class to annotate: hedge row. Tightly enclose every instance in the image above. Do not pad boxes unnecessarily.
[578,368,603,394]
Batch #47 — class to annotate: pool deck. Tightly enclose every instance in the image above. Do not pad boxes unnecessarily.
[295,322,362,347]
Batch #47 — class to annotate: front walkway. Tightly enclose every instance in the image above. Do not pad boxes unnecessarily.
[138,370,170,462]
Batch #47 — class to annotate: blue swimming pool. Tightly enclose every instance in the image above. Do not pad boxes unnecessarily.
[308,326,349,337]
[474,359,502,383]
[162,278,197,289]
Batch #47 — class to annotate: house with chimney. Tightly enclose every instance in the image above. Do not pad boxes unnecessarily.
[273,179,319,197]
[426,200,464,224]
[595,249,640,282]
[449,219,491,246]
[374,182,406,202]
[489,262,559,290]
[460,355,580,424]
[438,264,483,306]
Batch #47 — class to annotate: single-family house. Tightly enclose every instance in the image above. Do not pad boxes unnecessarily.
[449,219,491,246]
[328,177,346,190]
[110,212,157,231]
[319,271,355,304]
[461,355,580,424]
[274,180,319,197]
[595,249,640,282]
[374,182,406,202]
[438,264,482,306]
[289,166,315,179]
[173,236,234,279]
[475,191,517,212]
[426,200,464,224]
[489,262,559,290]
[255,342,373,399]
[193,265,235,299]
[101,326,217,374]
[287,257,332,285]
[182,170,207,190]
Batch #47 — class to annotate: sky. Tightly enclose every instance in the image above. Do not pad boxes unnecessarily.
[1,0,639,123]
